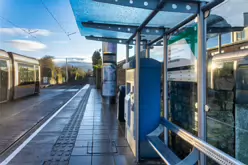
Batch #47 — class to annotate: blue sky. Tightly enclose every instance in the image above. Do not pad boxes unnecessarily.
[0,0,126,62]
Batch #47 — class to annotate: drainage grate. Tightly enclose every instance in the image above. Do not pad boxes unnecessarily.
[43,87,91,165]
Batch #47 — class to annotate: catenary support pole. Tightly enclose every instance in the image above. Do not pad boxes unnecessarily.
[197,3,207,165]
[218,34,222,54]
[66,58,68,83]
[135,31,141,163]
[163,35,169,145]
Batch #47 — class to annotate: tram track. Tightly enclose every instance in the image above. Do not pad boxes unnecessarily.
[0,84,85,161]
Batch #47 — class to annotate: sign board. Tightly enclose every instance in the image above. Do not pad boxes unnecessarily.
[168,26,197,82]
[103,54,117,63]
[168,38,197,69]
[102,63,116,96]
[102,42,117,54]
[103,64,116,81]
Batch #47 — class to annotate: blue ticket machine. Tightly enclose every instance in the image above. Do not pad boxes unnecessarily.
[124,58,161,159]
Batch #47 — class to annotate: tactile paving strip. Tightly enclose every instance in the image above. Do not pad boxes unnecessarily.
[43,87,91,165]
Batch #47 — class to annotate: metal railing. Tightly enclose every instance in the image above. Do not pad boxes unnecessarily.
[159,118,244,165]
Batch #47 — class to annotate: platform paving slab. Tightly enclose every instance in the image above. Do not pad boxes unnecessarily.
[4,87,165,165]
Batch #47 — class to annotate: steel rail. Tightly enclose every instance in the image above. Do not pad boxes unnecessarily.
[160,118,245,165]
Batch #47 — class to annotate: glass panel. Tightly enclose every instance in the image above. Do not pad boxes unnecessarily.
[235,64,248,163]
[211,0,248,27]
[167,25,198,159]
[70,0,197,39]
[35,66,39,82]
[0,60,8,102]
[18,63,35,85]
[207,0,248,163]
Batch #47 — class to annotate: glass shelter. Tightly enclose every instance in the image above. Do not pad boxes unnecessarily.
[70,0,248,164]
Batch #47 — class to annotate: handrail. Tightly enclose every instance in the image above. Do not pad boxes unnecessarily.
[160,118,245,165]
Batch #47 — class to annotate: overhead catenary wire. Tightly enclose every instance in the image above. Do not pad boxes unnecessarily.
[0,15,44,44]
[40,0,73,40]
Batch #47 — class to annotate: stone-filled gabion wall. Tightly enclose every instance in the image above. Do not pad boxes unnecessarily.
[168,81,236,162]
[207,90,235,155]
[207,89,235,164]
[168,81,198,159]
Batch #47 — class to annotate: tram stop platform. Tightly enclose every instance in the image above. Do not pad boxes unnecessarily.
[1,85,164,165]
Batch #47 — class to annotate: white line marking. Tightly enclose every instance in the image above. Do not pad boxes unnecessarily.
[0,84,90,165]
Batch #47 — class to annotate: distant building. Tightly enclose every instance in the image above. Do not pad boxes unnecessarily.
[208,27,248,56]
[232,27,248,42]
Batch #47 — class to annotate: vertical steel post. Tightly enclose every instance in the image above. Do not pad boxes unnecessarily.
[163,35,169,145]
[135,31,141,162]
[126,43,129,96]
[126,44,129,63]
[197,3,207,165]
[146,45,150,58]
[218,34,222,54]
[66,58,68,83]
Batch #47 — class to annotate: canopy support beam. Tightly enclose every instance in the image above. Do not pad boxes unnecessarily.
[85,36,149,45]
[208,27,244,33]
[82,22,166,36]
[148,14,197,46]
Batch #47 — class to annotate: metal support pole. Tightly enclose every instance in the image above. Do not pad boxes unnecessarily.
[197,3,207,165]
[66,58,68,83]
[218,34,222,54]
[126,43,129,96]
[145,46,150,58]
[126,44,129,63]
[135,31,141,163]
[163,35,168,145]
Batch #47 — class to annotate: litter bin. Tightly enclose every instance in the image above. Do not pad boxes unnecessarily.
[117,85,125,122]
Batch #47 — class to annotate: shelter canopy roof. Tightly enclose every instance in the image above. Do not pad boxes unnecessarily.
[70,0,247,45]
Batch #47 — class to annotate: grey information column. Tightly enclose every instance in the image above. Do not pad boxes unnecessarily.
[102,42,117,104]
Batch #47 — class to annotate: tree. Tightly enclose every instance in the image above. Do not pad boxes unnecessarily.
[61,66,86,81]
[92,50,102,76]
[39,55,55,83]
[54,67,64,84]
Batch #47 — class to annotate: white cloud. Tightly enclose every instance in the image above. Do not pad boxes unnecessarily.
[8,40,47,52]
[0,28,51,37]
